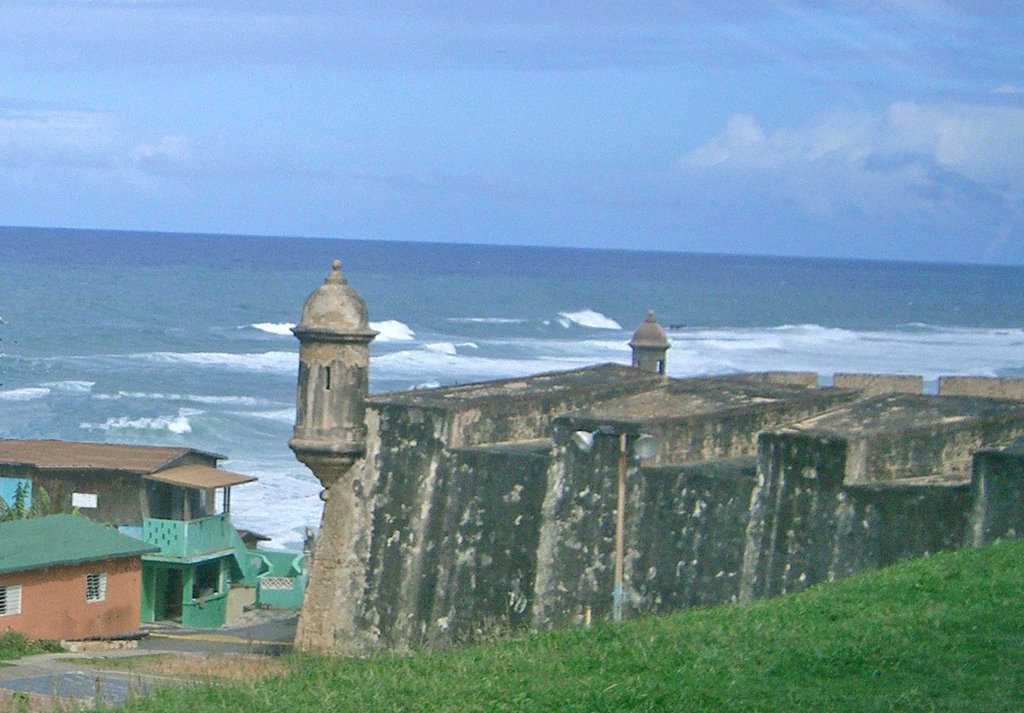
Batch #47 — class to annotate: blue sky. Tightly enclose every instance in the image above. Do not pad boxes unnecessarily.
[1,2,1022,264]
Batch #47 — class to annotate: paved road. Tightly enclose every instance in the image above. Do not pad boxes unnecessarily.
[0,654,172,707]
[0,610,298,706]
[139,610,297,655]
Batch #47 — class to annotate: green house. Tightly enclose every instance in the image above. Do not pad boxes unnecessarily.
[0,439,307,627]
[140,516,250,627]
[130,467,264,627]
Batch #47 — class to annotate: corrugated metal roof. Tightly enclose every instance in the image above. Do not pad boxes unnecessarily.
[145,465,257,489]
[0,514,159,574]
[0,439,223,473]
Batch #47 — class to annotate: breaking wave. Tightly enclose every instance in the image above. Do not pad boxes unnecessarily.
[248,319,416,342]
[80,408,201,435]
[42,380,95,394]
[250,322,295,335]
[372,348,598,384]
[92,391,272,407]
[425,342,458,356]
[0,387,51,402]
[131,350,297,374]
[664,323,1024,380]
[372,320,415,341]
[556,309,622,330]
[447,317,529,324]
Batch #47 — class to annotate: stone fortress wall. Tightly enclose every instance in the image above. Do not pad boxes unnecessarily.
[305,366,1024,652]
[288,263,1024,654]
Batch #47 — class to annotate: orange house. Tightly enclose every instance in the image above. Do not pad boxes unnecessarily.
[0,514,158,641]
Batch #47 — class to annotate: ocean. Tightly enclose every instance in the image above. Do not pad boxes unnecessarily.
[3,226,1024,549]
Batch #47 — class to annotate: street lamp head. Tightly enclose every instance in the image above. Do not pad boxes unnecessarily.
[572,430,596,453]
[635,433,660,459]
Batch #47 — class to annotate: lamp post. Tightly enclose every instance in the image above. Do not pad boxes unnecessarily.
[573,427,659,623]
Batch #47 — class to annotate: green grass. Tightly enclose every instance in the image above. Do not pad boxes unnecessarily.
[117,538,1024,712]
[0,631,60,661]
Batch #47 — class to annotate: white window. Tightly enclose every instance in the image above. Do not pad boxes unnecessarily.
[0,584,22,616]
[85,572,107,603]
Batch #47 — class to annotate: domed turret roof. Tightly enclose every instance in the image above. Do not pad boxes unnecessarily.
[629,311,670,349]
[293,260,377,340]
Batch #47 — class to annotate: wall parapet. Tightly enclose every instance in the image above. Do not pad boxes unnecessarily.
[939,376,1024,400]
[833,373,923,395]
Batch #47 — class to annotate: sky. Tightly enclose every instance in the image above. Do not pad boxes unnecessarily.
[1,2,1022,264]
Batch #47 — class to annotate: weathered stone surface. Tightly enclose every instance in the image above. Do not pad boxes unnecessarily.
[295,356,1024,653]
[366,363,667,448]
[420,440,549,644]
[833,479,971,578]
[785,394,1024,482]
[939,376,1024,400]
[970,441,1024,545]
[532,420,627,629]
[631,459,757,612]
[531,377,854,630]
[740,431,848,600]
[834,373,923,395]
[564,376,857,466]
[291,261,377,653]
[738,371,819,388]
[629,311,670,374]
[290,260,376,491]
[294,459,381,655]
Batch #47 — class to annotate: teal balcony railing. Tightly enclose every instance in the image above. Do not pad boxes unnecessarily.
[142,514,236,558]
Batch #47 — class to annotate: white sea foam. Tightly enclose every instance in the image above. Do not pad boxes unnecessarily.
[133,350,297,374]
[371,320,416,341]
[80,408,201,434]
[235,408,295,423]
[41,381,94,394]
[557,309,622,330]
[250,322,295,335]
[425,342,458,356]
[373,348,601,384]
[369,323,1024,386]
[99,391,269,406]
[665,324,1024,381]
[557,338,631,356]
[250,319,416,342]
[0,387,51,402]
[185,394,269,406]
[222,457,323,550]
[17,318,1024,551]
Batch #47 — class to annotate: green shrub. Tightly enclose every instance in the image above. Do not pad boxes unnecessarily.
[0,631,61,661]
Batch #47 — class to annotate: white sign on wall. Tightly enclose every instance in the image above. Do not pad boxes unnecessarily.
[72,492,98,509]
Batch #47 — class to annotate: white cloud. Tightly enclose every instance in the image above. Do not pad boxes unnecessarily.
[882,103,1024,182]
[133,135,195,175]
[681,102,1024,219]
[684,115,766,168]
[0,109,124,168]
[0,107,198,181]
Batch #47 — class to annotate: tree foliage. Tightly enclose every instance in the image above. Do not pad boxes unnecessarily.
[0,482,52,521]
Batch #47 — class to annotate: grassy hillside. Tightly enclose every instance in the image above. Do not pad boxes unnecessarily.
[121,538,1024,712]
